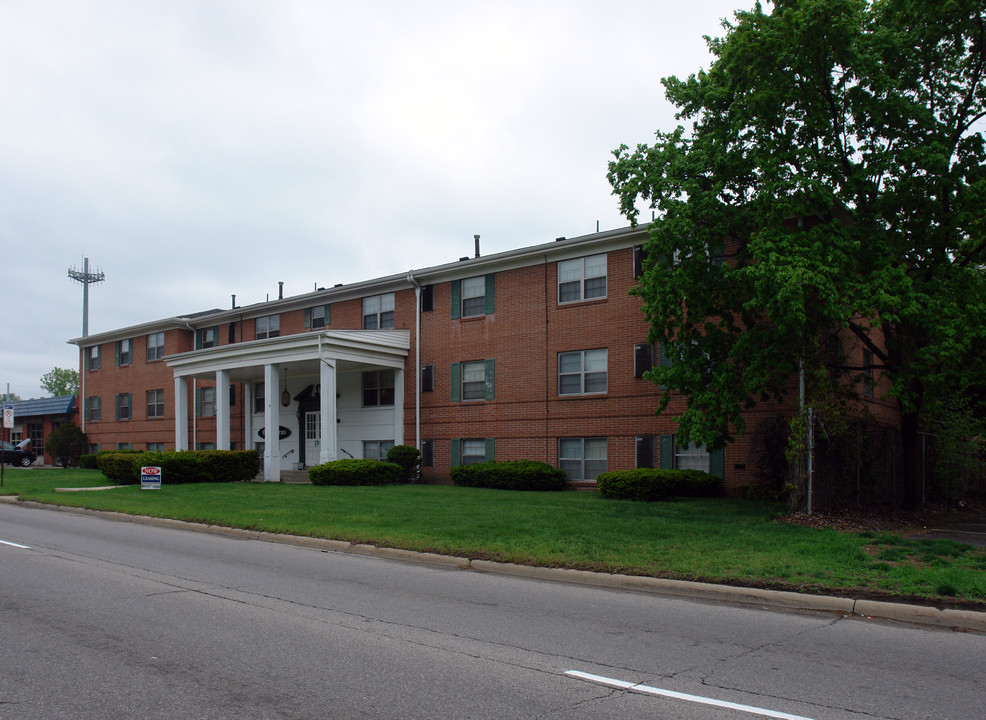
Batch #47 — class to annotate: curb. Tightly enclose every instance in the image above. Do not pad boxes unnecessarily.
[3,496,983,632]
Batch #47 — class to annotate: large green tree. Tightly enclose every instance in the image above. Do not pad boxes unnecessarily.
[608,0,986,508]
[40,367,79,397]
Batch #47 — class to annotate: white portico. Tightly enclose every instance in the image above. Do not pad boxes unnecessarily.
[166,330,409,482]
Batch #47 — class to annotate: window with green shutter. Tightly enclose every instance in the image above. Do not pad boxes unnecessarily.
[452,274,494,319]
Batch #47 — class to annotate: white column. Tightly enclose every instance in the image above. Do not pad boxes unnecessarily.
[393,367,405,446]
[319,358,337,464]
[244,379,251,460]
[174,376,189,451]
[264,363,280,482]
[216,369,230,450]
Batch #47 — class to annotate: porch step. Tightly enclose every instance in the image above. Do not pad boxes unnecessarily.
[252,470,312,484]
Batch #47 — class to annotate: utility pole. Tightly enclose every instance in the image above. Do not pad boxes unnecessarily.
[68,258,105,433]
[68,257,105,338]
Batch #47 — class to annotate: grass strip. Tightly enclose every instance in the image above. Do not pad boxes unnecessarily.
[3,468,984,606]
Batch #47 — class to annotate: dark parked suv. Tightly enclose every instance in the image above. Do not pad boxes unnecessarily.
[0,440,36,467]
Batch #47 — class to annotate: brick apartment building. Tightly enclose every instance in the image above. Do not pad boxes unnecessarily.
[70,225,890,488]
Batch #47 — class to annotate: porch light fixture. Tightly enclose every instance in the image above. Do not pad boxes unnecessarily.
[281,368,291,406]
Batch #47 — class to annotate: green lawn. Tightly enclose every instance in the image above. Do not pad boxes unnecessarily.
[3,468,984,606]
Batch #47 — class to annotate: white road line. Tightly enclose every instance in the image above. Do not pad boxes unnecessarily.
[0,538,31,549]
[564,670,817,720]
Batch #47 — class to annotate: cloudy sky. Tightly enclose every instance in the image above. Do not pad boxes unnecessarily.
[1,0,744,400]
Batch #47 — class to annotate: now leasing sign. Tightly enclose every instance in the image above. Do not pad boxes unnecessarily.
[141,466,162,490]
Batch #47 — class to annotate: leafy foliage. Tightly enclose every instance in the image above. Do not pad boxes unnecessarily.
[308,459,404,486]
[596,468,721,501]
[40,367,79,397]
[97,450,260,484]
[44,423,87,467]
[386,444,421,482]
[608,0,986,507]
[451,461,567,491]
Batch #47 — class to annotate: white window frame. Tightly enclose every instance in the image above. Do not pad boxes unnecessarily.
[675,441,711,473]
[558,254,607,303]
[362,369,395,407]
[118,338,132,366]
[146,389,165,418]
[461,276,486,317]
[363,293,395,329]
[311,305,328,329]
[363,440,395,460]
[461,439,488,465]
[147,332,165,361]
[256,315,280,339]
[558,437,607,481]
[88,346,101,371]
[558,349,608,395]
[460,361,486,401]
[200,387,216,417]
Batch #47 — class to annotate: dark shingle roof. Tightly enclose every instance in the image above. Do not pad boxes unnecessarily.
[8,396,76,417]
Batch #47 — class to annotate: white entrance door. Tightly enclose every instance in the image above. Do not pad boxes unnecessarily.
[305,411,321,467]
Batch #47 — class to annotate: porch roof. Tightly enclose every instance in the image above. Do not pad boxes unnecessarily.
[165,329,410,381]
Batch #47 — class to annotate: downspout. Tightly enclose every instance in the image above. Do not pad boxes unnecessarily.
[406,271,422,452]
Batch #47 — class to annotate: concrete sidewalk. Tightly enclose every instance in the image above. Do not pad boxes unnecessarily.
[3,495,984,633]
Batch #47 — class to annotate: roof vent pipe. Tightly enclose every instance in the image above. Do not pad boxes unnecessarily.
[474,234,481,258]
[278,281,284,300]
[231,294,237,309]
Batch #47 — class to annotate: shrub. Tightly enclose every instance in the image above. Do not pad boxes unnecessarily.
[597,468,721,501]
[96,450,261,484]
[451,460,567,491]
[80,453,99,469]
[97,452,145,484]
[386,445,420,482]
[309,459,403,486]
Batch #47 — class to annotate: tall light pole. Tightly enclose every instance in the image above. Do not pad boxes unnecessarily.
[68,258,105,432]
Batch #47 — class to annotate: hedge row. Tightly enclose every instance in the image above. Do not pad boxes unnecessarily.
[451,460,567,491]
[97,450,261,484]
[308,459,405,485]
[596,468,721,501]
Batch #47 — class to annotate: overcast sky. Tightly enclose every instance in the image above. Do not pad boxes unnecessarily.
[1,0,744,400]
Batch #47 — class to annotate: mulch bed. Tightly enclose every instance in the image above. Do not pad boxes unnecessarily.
[780,499,986,535]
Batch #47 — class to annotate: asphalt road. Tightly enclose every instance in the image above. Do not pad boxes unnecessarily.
[0,502,983,720]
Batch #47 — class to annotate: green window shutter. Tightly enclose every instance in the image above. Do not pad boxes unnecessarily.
[304,308,311,328]
[485,438,495,463]
[450,280,461,320]
[484,273,495,315]
[450,362,460,402]
[114,342,120,366]
[324,304,331,325]
[659,434,674,469]
[484,358,495,400]
[195,331,202,350]
[195,388,201,417]
[450,439,461,467]
[114,394,120,420]
[709,447,725,479]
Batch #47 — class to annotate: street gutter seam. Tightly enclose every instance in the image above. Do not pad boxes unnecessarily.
[3,495,984,633]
